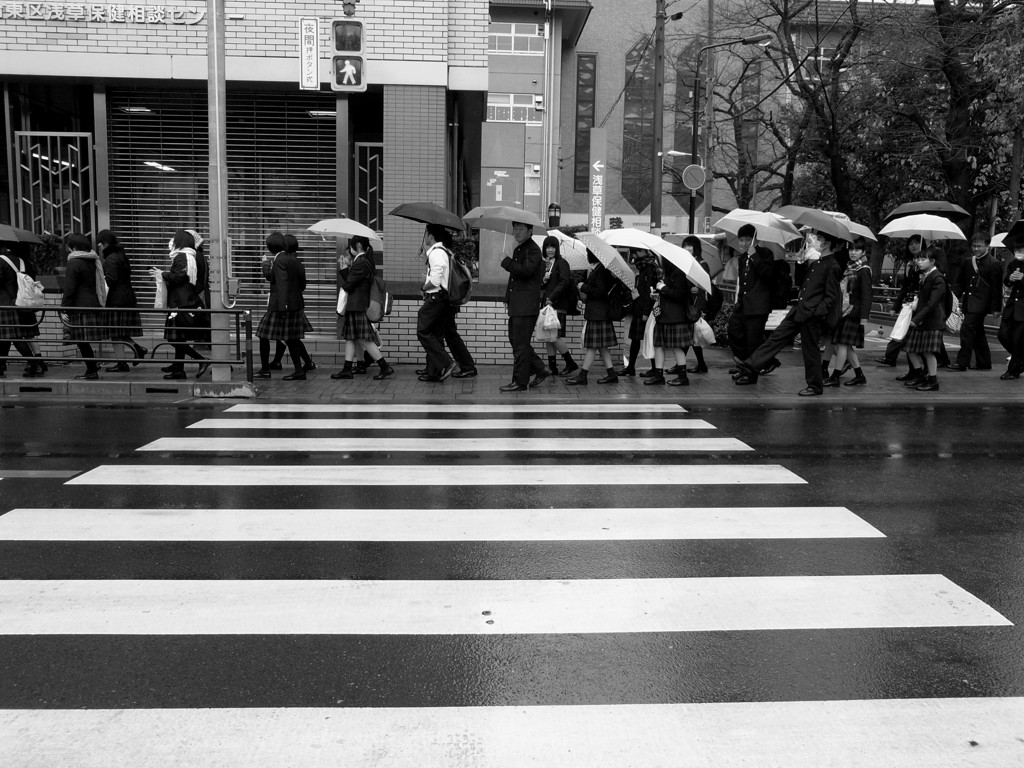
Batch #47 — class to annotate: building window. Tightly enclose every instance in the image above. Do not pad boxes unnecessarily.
[487,93,542,124]
[574,53,597,193]
[621,37,655,214]
[487,22,545,55]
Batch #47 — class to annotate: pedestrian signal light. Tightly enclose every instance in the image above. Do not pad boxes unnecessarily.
[331,19,366,92]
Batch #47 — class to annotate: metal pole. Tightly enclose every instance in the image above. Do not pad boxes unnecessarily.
[701,0,715,230]
[650,0,666,236]
[688,57,701,233]
[207,0,230,382]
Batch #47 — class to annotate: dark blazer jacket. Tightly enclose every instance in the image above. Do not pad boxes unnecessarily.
[911,268,948,331]
[633,261,660,316]
[735,246,775,316]
[957,254,1003,315]
[654,266,695,324]
[62,255,104,308]
[542,256,574,313]
[102,245,139,309]
[161,250,209,310]
[502,236,544,317]
[846,265,873,322]
[264,251,306,313]
[1002,260,1024,322]
[790,253,841,327]
[338,253,374,313]
[580,262,613,321]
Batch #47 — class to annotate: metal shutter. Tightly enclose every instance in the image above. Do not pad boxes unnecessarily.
[106,86,339,332]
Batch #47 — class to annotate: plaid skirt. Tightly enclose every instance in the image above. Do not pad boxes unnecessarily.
[904,327,944,354]
[832,316,865,348]
[106,309,143,338]
[654,321,694,349]
[0,308,37,339]
[257,310,313,341]
[62,310,109,342]
[628,312,648,340]
[341,311,381,345]
[163,309,211,344]
[583,319,617,349]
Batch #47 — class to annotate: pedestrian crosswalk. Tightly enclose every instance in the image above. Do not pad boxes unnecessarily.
[1,401,1019,765]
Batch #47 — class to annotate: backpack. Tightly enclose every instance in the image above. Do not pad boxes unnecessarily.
[0,254,45,308]
[446,248,473,306]
[366,274,392,323]
[770,259,792,310]
[606,277,634,322]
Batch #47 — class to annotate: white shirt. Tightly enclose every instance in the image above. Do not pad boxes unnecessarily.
[424,243,450,293]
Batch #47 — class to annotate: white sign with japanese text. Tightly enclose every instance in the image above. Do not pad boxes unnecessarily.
[589,128,607,233]
[0,3,206,24]
[300,17,319,90]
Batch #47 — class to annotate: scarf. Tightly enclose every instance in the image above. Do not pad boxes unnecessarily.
[171,247,198,286]
[845,255,870,279]
[68,250,108,306]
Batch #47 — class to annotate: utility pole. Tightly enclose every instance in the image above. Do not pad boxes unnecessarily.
[207,0,230,381]
[701,0,714,231]
[650,0,667,236]
[1011,127,1023,220]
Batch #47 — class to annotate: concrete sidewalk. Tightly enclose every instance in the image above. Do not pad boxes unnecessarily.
[4,333,1021,406]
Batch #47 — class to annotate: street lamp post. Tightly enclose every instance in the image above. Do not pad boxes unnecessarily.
[649,2,684,237]
[687,33,772,234]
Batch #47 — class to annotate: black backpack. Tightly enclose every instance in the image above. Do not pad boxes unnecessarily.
[446,248,473,306]
[606,278,634,321]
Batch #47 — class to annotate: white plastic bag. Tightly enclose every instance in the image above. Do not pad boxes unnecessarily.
[336,287,348,315]
[534,311,558,342]
[153,279,167,310]
[694,317,716,348]
[640,313,657,360]
[540,304,561,330]
[889,303,914,342]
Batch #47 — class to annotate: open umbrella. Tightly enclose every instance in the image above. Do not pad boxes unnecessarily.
[308,217,383,249]
[663,233,723,278]
[884,201,970,224]
[991,232,1007,249]
[773,205,853,241]
[463,205,544,235]
[532,230,589,270]
[388,202,464,232]
[574,232,638,297]
[599,228,712,293]
[713,209,803,247]
[0,224,43,244]
[878,214,966,241]
[1006,219,1024,244]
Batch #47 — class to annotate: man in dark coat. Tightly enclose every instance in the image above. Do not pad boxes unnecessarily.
[998,238,1024,379]
[500,221,548,391]
[735,229,843,395]
[727,223,776,371]
[949,233,1003,371]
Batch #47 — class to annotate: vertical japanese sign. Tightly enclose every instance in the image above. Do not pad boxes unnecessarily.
[300,18,319,91]
[589,128,607,232]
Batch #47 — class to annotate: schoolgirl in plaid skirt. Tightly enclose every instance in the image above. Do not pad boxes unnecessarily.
[330,235,394,381]
[901,246,948,391]
[255,233,316,381]
[565,256,621,385]
[824,242,873,388]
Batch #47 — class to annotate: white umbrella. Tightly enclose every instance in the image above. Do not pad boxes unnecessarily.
[463,205,545,235]
[574,232,639,297]
[878,214,966,241]
[308,217,383,249]
[713,209,804,247]
[842,220,877,242]
[663,233,723,278]
[991,232,1007,249]
[532,230,589,270]
[599,228,712,293]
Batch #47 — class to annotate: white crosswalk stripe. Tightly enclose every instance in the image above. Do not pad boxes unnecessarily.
[3,401,1018,765]
[0,506,885,541]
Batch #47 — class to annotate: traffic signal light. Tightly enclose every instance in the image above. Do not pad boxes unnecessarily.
[331,19,366,93]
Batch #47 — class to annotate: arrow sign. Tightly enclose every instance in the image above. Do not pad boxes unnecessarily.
[592,160,604,172]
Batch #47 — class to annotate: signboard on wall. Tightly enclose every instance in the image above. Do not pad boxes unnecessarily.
[300,18,319,91]
[589,128,607,232]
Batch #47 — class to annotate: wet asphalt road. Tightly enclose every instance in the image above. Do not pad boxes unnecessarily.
[0,400,1022,712]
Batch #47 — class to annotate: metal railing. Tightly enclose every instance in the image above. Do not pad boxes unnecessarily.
[0,305,254,382]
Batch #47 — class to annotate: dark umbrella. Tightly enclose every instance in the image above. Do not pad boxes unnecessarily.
[883,201,970,224]
[1006,219,1024,244]
[774,205,853,241]
[388,202,465,232]
[0,224,43,244]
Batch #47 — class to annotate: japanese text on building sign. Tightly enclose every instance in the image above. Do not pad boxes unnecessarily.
[300,17,319,91]
[0,4,207,23]
[590,174,603,232]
